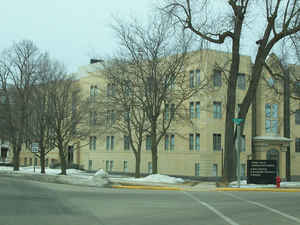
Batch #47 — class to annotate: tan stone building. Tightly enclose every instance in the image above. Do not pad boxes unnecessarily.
[17,49,300,180]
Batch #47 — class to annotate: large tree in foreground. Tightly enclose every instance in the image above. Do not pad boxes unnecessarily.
[48,72,89,175]
[0,40,44,171]
[104,15,208,174]
[162,0,300,182]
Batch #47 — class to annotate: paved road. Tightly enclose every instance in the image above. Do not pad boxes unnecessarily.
[1,176,300,225]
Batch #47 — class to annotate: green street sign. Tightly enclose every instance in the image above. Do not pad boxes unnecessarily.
[232,118,244,125]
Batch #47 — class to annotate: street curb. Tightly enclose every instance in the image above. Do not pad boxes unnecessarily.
[111,185,184,191]
[216,188,300,192]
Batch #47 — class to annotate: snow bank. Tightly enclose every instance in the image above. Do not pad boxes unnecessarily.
[116,174,184,184]
[229,180,300,188]
[94,169,108,177]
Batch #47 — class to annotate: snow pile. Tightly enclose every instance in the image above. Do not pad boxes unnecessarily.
[94,169,108,178]
[0,166,88,176]
[229,180,300,188]
[116,174,184,184]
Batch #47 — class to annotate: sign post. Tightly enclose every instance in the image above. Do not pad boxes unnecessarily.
[232,118,244,188]
[31,143,39,173]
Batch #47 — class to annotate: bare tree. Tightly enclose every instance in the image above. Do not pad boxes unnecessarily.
[104,15,208,174]
[162,0,300,182]
[98,58,149,177]
[47,71,89,175]
[27,55,63,174]
[0,40,44,171]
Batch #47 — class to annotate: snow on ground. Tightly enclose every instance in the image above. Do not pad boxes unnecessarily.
[230,180,300,188]
[111,174,185,184]
[0,166,91,177]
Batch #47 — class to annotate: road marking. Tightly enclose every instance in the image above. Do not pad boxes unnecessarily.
[183,191,240,225]
[224,192,300,224]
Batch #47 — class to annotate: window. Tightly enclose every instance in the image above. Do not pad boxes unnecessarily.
[196,102,200,119]
[189,134,194,151]
[123,161,128,172]
[88,160,93,171]
[213,134,221,151]
[124,135,130,151]
[146,135,152,151]
[165,75,175,89]
[165,135,169,151]
[195,163,200,176]
[296,110,300,125]
[296,138,300,152]
[294,81,300,96]
[190,101,200,119]
[29,158,32,166]
[196,69,201,86]
[241,135,246,152]
[90,85,98,101]
[24,157,27,166]
[195,134,200,151]
[89,136,96,151]
[45,158,48,167]
[237,73,246,89]
[189,133,200,151]
[212,164,218,176]
[124,110,130,122]
[190,69,201,88]
[213,102,222,119]
[148,162,152,174]
[106,160,114,172]
[213,70,222,87]
[164,104,169,120]
[170,135,175,151]
[89,111,97,126]
[106,136,114,151]
[268,77,275,87]
[165,134,175,152]
[107,83,115,97]
[171,104,175,119]
[241,164,246,177]
[106,110,115,127]
[265,103,278,133]
[189,71,194,88]
[189,102,194,119]
[106,160,109,171]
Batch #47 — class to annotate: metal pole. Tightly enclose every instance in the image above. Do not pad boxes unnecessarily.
[236,124,241,188]
[34,154,36,173]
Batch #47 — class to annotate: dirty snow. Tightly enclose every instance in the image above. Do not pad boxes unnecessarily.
[0,166,91,177]
[112,174,184,184]
[230,180,300,188]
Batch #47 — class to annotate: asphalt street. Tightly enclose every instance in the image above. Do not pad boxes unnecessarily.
[1,176,300,225]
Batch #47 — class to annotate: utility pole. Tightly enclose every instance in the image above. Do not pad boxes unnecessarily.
[283,67,291,181]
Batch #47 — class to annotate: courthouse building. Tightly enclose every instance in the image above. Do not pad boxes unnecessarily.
[16,49,300,180]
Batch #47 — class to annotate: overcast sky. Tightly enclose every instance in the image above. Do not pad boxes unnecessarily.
[0,0,154,73]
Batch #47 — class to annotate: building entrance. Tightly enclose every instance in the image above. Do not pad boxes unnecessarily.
[267,149,279,175]
[1,147,8,162]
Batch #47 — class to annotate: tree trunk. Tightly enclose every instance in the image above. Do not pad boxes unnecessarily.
[223,14,243,183]
[58,143,67,175]
[151,122,158,174]
[40,147,45,174]
[12,146,20,171]
[134,151,141,178]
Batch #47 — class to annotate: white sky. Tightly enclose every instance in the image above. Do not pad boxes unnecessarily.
[0,0,154,73]
[0,1,292,74]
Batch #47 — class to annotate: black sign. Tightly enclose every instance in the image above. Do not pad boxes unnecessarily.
[247,160,277,184]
